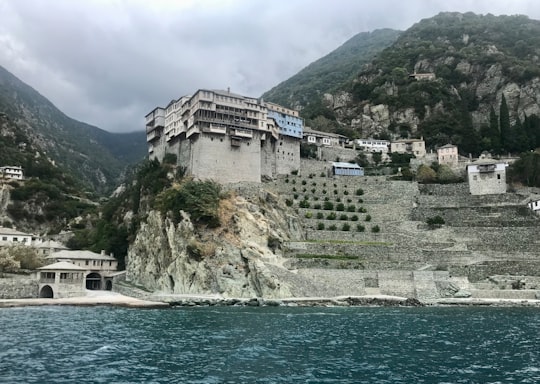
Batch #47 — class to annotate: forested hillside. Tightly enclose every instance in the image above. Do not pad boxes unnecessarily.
[0,65,146,194]
[265,13,540,157]
[262,28,401,132]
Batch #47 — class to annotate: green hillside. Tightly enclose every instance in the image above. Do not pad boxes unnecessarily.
[262,29,401,110]
[0,65,147,194]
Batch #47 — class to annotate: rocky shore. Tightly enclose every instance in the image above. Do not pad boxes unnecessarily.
[3,291,540,309]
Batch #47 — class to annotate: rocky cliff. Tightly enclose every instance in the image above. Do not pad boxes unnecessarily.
[126,189,304,298]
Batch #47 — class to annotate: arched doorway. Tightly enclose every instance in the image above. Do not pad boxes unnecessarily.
[39,285,54,298]
[105,280,112,291]
[86,273,102,290]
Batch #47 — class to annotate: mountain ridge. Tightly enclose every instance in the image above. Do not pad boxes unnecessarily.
[0,64,146,194]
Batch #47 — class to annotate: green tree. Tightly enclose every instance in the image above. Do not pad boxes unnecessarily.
[488,106,501,153]
[500,94,511,152]
[0,249,20,276]
[416,164,437,183]
[372,152,383,165]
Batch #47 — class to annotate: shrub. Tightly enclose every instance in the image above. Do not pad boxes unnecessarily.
[312,182,317,186]
[267,236,281,252]
[163,153,178,165]
[323,183,327,187]
[326,212,337,220]
[371,225,381,233]
[343,190,349,195]
[356,224,365,232]
[334,189,338,195]
[355,188,364,196]
[328,224,337,231]
[285,178,289,183]
[291,170,298,175]
[314,203,322,210]
[358,198,364,203]
[317,222,325,230]
[351,215,359,221]
[358,207,367,213]
[285,199,293,207]
[302,188,307,193]
[342,223,351,231]
[316,212,324,219]
[347,198,352,203]
[304,211,313,219]
[322,189,327,194]
[299,200,310,209]
[311,188,316,194]
[426,215,445,228]
[323,201,334,210]
[156,179,222,227]
[336,197,341,202]
[292,187,297,192]
[314,196,319,201]
[416,164,437,184]
[347,205,356,212]
[365,214,372,222]
[293,193,299,200]
[302,180,307,185]
[339,214,348,220]
[292,179,296,184]
[324,197,329,201]
[320,172,325,177]
[336,203,345,211]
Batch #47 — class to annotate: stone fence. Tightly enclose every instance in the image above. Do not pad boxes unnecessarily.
[0,277,38,299]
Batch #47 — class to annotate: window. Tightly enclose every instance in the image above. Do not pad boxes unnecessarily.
[497,174,501,180]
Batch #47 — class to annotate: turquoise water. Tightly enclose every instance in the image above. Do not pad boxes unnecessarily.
[1,306,540,383]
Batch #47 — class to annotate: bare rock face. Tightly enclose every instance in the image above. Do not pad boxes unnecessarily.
[126,190,302,298]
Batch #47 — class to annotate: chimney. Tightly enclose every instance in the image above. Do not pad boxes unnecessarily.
[227,87,230,94]
[101,250,106,255]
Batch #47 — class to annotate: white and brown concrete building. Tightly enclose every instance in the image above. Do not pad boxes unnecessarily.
[390,138,426,158]
[437,144,459,168]
[467,157,507,195]
[146,89,304,183]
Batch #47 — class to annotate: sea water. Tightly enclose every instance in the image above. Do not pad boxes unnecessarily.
[1,306,539,383]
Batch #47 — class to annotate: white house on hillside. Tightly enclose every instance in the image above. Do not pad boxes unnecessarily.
[467,157,507,195]
[355,139,389,153]
[437,144,458,168]
[0,166,24,180]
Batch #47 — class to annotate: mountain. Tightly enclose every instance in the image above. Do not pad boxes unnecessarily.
[266,13,540,156]
[261,28,401,111]
[0,65,147,194]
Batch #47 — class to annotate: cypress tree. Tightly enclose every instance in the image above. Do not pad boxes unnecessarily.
[499,94,511,152]
[488,106,501,153]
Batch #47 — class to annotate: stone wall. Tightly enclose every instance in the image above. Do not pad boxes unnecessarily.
[319,146,358,162]
[191,132,262,183]
[0,277,38,299]
[275,136,300,175]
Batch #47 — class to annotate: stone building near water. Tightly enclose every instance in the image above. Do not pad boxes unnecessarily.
[467,157,507,195]
[146,89,303,183]
[39,250,119,297]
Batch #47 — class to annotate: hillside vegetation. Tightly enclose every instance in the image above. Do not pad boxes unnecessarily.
[0,65,146,194]
[262,29,401,126]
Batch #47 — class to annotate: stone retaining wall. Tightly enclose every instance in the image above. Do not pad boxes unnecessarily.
[0,277,38,299]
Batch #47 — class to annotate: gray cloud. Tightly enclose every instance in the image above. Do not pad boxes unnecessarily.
[0,0,539,132]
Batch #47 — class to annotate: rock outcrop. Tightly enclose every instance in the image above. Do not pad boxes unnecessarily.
[126,189,303,298]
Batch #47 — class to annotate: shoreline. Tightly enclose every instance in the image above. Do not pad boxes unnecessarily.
[3,292,540,309]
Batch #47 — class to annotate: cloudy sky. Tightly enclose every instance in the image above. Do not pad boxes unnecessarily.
[1,0,539,133]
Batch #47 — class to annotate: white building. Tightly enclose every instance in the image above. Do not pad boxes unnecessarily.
[303,127,347,147]
[467,158,507,195]
[146,89,303,183]
[527,199,540,214]
[0,227,41,246]
[355,139,389,153]
[390,138,426,158]
[437,144,458,168]
[0,166,24,180]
